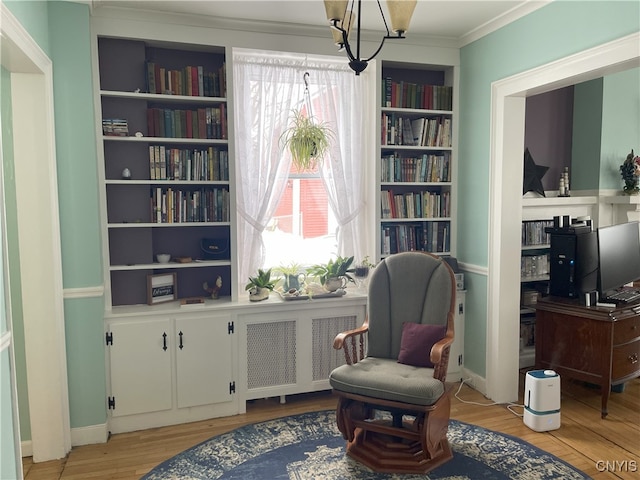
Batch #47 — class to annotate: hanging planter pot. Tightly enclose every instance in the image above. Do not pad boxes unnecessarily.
[280,110,333,171]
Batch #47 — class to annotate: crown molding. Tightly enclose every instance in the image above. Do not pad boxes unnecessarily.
[459,0,552,47]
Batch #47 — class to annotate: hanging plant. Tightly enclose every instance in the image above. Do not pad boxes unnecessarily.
[279,72,335,171]
[280,110,334,171]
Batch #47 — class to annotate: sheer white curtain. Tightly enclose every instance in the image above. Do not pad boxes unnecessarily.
[315,66,375,262]
[233,48,374,287]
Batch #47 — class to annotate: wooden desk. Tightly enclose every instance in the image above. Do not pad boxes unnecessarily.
[535,296,640,418]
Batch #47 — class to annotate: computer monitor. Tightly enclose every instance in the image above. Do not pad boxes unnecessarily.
[597,221,640,297]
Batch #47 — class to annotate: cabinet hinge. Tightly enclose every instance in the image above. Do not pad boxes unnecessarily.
[229,381,236,395]
[228,321,234,334]
[458,303,464,315]
[107,396,115,410]
[105,332,113,346]
[458,354,463,366]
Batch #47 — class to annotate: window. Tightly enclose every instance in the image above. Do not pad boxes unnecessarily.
[232,49,374,287]
[263,165,338,268]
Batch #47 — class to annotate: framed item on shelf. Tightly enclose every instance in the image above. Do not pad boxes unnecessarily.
[147,273,177,305]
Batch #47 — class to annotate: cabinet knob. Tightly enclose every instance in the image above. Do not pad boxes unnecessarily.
[629,353,638,364]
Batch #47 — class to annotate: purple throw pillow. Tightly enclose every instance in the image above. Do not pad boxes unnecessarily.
[397,322,447,368]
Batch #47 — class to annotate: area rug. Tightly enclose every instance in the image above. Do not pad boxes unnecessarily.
[141,410,588,479]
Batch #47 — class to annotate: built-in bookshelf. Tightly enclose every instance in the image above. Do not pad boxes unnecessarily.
[519,219,552,368]
[377,63,455,259]
[97,37,233,307]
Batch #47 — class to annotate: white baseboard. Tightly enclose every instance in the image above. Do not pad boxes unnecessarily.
[70,422,109,446]
[21,423,108,458]
[461,367,487,396]
[21,440,32,458]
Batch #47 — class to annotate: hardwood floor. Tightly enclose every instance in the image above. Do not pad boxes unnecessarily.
[23,375,639,480]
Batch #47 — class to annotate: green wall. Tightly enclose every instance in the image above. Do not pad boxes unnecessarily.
[600,68,640,189]
[458,1,640,375]
[48,1,107,428]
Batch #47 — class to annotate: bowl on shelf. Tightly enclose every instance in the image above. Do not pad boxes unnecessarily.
[156,254,171,264]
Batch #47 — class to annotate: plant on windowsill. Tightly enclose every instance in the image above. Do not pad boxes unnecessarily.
[245,268,275,302]
[306,255,355,292]
[280,109,334,171]
[274,262,306,292]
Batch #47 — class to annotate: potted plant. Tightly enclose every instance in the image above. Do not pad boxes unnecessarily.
[307,255,355,292]
[275,262,306,292]
[280,110,334,171]
[245,268,275,301]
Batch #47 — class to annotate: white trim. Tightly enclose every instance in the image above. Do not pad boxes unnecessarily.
[70,423,109,447]
[458,261,487,277]
[64,285,105,299]
[1,2,72,462]
[487,32,640,403]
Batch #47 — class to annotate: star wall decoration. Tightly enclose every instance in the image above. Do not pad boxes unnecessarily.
[523,148,549,197]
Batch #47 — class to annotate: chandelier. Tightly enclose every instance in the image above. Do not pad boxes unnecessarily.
[323,0,417,75]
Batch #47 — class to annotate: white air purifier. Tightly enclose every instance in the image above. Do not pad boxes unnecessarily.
[523,369,561,432]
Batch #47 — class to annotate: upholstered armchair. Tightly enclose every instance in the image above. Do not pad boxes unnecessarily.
[329,251,456,474]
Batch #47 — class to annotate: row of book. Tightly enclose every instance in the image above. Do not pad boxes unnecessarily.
[381,221,451,255]
[522,220,554,246]
[148,145,229,181]
[102,118,129,136]
[521,254,550,280]
[151,187,230,223]
[383,78,453,111]
[381,152,451,183]
[147,106,227,140]
[146,61,226,98]
[382,114,452,148]
[381,190,451,219]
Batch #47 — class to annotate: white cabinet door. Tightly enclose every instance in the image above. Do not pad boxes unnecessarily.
[447,290,465,381]
[109,318,172,417]
[175,314,233,408]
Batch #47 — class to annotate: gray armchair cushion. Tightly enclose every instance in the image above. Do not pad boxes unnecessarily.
[367,252,453,359]
[329,357,445,406]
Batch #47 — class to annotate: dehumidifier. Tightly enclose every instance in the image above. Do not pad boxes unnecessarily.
[523,369,561,432]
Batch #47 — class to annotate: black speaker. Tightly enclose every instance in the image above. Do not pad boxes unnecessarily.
[549,231,598,298]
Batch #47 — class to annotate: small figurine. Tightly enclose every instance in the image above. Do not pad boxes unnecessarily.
[203,275,222,299]
[121,167,132,180]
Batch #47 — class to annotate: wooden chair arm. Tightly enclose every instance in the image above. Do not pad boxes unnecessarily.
[333,318,369,365]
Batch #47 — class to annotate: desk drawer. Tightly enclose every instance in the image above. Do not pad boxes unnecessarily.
[613,317,640,345]
[612,340,640,379]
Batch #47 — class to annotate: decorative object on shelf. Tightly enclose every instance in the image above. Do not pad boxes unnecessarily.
[147,273,177,305]
[620,149,640,195]
[121,167,132,180]
[200,237,230,260]
[156,253,171,264]
[174,256,193,263]
[522,147,549,197]
[280,72,334,171]
[323,0,417,75]
[203,276,223,299]
[180,297,205,307]
[558,166,570,197]
[307,255,355,292]
[245,268,275,302]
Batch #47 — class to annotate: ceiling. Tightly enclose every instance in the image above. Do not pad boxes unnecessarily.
[92,0,548,45]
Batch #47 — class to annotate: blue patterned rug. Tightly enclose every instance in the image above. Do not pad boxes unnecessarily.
[141,410,588,479]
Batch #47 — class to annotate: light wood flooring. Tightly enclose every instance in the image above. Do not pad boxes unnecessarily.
[23,375,639,480]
